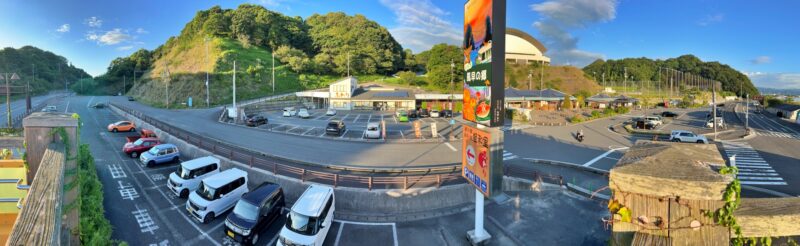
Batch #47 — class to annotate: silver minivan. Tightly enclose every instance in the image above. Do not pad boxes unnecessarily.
[277,185,335,246]
[186,168,249,223]
[167,156,221,198]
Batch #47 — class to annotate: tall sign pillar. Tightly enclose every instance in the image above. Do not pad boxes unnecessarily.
[462,0,506,245]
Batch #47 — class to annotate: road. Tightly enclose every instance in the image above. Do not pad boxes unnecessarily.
[0,92,67,126]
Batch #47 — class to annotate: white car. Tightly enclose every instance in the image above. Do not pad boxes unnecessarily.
[325,108,336,116]
[430,110,440,118]
[706,118,725,128]
[283,107,297,117]
[365,122,381,139]
[167,156,221,198]
[670,130,708,144]
[298,108,311,118]
[186,168,249,223]
[644,116,663,127]
[278,185,335,246]
[41,105,58,112]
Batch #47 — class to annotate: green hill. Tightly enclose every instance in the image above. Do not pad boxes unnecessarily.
[0,46,90,95]
[90,4,407,108]
[583,55,757,97]
[505,62,601,96]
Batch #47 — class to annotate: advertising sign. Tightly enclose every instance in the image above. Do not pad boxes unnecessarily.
[463,0,505,127]
[462,125,492,196]
[414,121,422,138]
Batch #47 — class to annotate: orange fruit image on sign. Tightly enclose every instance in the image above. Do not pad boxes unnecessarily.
[476,100,490,119]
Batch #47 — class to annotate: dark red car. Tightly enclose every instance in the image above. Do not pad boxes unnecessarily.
[123,137,161,158]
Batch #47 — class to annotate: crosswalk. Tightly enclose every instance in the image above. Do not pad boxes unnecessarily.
[721,141,787,185]
[503,150,518,161]
[753,129,799,139]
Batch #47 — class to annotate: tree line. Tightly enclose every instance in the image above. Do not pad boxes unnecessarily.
[0,46,90,94]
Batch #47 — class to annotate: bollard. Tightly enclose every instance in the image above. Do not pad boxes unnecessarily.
[301,169,306,182]
[437,174,441,188]
[368,177,373,191]
[249,156,253,168]
[334,174,338,188]
[404,176,408,190]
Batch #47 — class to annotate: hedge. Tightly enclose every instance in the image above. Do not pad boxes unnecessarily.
[78,144,115,245]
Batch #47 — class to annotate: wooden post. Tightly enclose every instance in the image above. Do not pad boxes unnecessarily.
[368,177,373,191]
[301,169,306,182]
[334,174,338,188]
[437,174,441,188]
[404,176,408,190]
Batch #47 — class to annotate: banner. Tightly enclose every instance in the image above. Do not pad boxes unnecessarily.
[462,125,492,196]
[463,0,505,127]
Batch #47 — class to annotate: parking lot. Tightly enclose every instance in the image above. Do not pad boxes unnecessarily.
[238,109,463,142]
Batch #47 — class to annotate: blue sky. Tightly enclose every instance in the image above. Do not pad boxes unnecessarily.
[1,0,798,88]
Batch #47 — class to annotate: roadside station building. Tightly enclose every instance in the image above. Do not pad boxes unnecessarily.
[767,103,800,121]
[587,93,617,109]
[505,88,575,111]
[297,77,418,111]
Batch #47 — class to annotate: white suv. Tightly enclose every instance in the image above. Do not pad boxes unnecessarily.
[278,185,335,246]
[168,156,220,198]
[283,107,297,117]
[670,130,708,144]
[644,116,663,127]
[187,168,249,223]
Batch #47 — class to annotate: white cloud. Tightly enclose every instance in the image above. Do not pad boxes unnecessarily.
[136,28,148,34]
[697,13,724,26]
[85,16,103,28]
[86,29,131,45]
[746,72,800,89]
[530,0,618,67]
[380,0,461,53]
[255,0,291,8]
[750,56,771,65]
[56,24,70,33]
[117,46,134,51]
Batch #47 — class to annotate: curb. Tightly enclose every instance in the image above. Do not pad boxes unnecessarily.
[523,158,610,175]
[741,185,795,198]
[567,183,610,201]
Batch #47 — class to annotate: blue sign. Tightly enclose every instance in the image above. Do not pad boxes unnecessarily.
[463,167,488,193]
[188,97,193,108]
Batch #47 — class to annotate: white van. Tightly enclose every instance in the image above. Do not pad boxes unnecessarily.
[167,156,221,198]
[277,185,335,246]
[186,168,249,223]
[364,122,381,139]
[283,107,297,117]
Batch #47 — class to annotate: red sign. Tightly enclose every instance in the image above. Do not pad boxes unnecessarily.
[462,125,491,196]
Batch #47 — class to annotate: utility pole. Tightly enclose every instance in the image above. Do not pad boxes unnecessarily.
[712,81,718,140]
[623,69,628,94]
[347,53,351,77]
[162,58,171,109]
[0,72,20,127]
[539,60,544,91]
[272,51,275,93]
[205,37,211,107]
[233,60,237,112]
[745,94,749,131]
[123,75,126,95]
[602,72,605,88]
[450,60,455,111]
[528,70,532,90]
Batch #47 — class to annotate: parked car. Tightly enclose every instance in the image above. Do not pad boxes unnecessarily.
[365,122,381,139]
[140,143,180,167]
[41,105,57,112]
[670,130,708,144]
[108,121,136,132]
[128,96,135,101]
[660,111,678,117]
[440,109,453,118]
[245,115,268,127]
[187,168,249,223]
[91,102,105,108]
[282,107,297,117]
[325,121,346,136]
[408,109,418,118]
[706,118,725,128]
[123,137,160,158]
[125,129,157,143]
[325,108,336,116]
[418,108,430,118]
[397,110,409,122]
[643,116,663,127]
[298,108,311,119]
[430,110,440,118]
[168,156,221,198]
[224,182,285,245]
[277,185,335,246]
[707,111,723,119]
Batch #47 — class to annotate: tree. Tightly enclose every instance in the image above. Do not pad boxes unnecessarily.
[402,49,417,71]
[562,94,573,110]
[397,71,420,86]
[576,95,584,109]
[274,45,312,73]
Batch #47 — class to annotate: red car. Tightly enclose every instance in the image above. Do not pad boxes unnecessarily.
[123,137,161,158]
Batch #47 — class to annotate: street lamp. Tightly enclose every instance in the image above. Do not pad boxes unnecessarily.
[0,72,21,127]
[450,60,455,111]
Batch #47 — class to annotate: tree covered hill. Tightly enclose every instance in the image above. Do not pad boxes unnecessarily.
[583,55,758,97]
[0,46,90,94]
[88,4,409,107]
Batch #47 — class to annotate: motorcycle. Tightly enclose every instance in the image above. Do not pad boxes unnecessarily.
[576,132,585,142]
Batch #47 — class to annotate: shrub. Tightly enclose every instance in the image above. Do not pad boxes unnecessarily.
[602,108,615,115]
[615,107,630,114]
[78,144,114,245]
[570,115,584,123]
[591,110,600,118]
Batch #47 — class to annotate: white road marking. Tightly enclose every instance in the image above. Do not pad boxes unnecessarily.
[583,147,628,167]
[740,181,788,185]
[367,114,372,122]
[503,150,518,161]
[108,164,127,179]
[444,142,457,152]
[86,96,95,107]
[150,173,166,181]
[723,141,786,186]
[133,205,160,234]
[118,180,140,200]
[64,100,70,113]
[334,222,344,246]
[339,129,348,139]
[148,239,170,246]
[302,127,315,135]
[353,114,360,122]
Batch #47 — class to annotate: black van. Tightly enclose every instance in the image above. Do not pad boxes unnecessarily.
[224,182,285,245]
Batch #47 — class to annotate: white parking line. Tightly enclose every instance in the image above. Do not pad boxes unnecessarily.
[86,96,95,107]
[302,127,316,135]
[339,129,348,139]
[334,222,345,246]
[444,142,457,152]
[583,147,628,167]
[368,114,372,122]
[64,100,71,113]
[353,114,360,122]
[399,130,405,139]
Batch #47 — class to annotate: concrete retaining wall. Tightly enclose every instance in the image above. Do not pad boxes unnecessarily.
[110,106,474,220]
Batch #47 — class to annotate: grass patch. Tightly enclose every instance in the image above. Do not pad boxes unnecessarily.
[78,144,116,245]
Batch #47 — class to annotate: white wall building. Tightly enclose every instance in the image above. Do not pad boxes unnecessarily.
[505,28,550,64]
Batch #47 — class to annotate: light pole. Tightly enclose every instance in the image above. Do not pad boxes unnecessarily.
[205,37,211,107]
[602,72,605,89]
[528,70,532,91]
[0,72,20,127]
[745,93,749,131]
[450,60,455,111]
[272,51,275,93]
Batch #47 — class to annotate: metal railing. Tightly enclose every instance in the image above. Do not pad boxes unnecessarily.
[112,103,567,191]
[113,103,466,190]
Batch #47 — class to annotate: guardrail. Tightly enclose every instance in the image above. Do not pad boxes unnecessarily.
[112,103,566,190]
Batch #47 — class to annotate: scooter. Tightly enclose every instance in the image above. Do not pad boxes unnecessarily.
[576,132,585,142]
